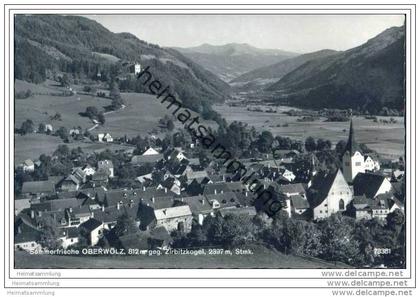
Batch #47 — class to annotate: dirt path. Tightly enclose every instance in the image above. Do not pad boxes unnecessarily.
[87,104,126,132]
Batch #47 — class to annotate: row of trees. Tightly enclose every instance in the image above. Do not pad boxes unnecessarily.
[172,211,405,268]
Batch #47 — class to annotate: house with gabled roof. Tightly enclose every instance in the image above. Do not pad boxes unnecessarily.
[142,147,160,156]
[59,174,81,192]
[353,172,392,199]
[79,218,104,246]
[307,169,353,220]
[21,180,55,198]
[58,227,79,249]
[154,205,193,233]
[20,159,35,172]
[175,195,213,225]
[131,154,163,166]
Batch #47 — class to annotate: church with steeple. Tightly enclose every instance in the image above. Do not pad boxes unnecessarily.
[342,119,380,183]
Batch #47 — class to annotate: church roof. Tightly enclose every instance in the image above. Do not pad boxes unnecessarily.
[345,119,361,155]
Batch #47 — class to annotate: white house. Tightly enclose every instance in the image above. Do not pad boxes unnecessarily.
[79,218,104,246]
[97,133,113,143]
[134,63,141,75]
[364,155,381,172]
[308,169,353,220]
[154,205,193,233]
[21,159,35,173]
[142,147,160,156]
[82,164,96,176]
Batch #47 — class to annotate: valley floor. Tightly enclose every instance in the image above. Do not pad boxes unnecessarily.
[214,104,405,160]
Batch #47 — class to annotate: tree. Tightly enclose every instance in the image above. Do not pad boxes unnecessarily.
[38,123,46,134]
[167,119,175,131]
[317,138,332,151]
[39,216,61,249]
[305,137,317,152]
[257,131,274,153]
[335,140,347,155]
[113,213,138,237]
[60,74,70,87]
[55,126,68,141]
[85,106,99,119]
[98,112,106,125]
[19,119,34,135]
[318,214,361,265]
[109,81,120,99]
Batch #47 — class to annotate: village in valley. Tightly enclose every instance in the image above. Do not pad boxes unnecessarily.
[13,15,406,269]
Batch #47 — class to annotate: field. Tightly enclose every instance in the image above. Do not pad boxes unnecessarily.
[214,104,405,160]
[14,245,350,269]
[14,134,133,165]
[15,80,110,131]
[14,79,218,164]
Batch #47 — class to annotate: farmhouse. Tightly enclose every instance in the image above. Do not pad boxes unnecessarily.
[21,180,55,198]
[98,133,113,143]
[20,159,35,172]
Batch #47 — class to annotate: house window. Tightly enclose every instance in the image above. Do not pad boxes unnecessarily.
[324,204,327,207]
[319,210,323,213]
[356,162,362,166]
[345,162,350,166]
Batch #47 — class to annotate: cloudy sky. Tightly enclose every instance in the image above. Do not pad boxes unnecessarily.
[86,14,405,53]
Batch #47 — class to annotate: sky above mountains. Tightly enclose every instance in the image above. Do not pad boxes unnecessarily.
[86,14,404,53]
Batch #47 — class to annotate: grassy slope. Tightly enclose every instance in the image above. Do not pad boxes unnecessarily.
[14,245,350,269]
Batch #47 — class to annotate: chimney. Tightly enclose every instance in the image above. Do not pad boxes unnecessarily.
[30,210,35,219]
[69,208,73,213]
[201,199,205,205]
[143,186,146,191]
[101,205,105,212]
[164,188,167,193]
[152,197,155,203]
[91,211,94,218]
[117,202,120,210]
[214,189,217,195]
[222,175,225,182]
[221,190,223,194]
[245,191,248,197]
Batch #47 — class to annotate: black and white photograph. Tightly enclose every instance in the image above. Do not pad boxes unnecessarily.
[2,1,417,295]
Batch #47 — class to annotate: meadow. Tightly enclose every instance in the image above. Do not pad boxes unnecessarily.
[214,104,405,160]
[14,245,350,269]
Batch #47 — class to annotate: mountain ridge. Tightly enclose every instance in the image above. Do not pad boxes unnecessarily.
[172,43,298,82]
[266,25,405,112]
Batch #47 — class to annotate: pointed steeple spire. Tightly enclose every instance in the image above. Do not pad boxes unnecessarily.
[345,118,361,155]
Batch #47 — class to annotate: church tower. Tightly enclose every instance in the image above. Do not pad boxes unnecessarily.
[342,119,365,183]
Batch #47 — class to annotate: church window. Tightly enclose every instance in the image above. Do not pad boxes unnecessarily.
[339,199,345,210]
